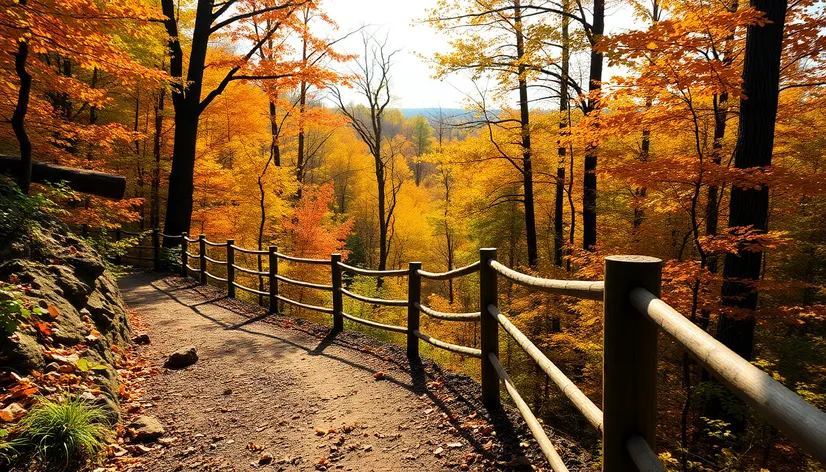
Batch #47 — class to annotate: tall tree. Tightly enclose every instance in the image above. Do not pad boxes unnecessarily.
[331,33,398,274]
[160,0,300,244]
[718,0,789,359]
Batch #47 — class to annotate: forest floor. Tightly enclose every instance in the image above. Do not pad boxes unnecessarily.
[111,273,594,472]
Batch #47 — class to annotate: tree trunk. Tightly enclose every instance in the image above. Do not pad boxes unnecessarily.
[162,0,212,246]
[151,89,164,229]
[11,15,32,194]
[718,0,787,360]
[514,0,538,268]
[582,0,604,251]
[554,0,570,267]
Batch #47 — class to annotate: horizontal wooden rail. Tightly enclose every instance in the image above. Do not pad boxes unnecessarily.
[160,233,181,239]
[630,287,826,463]
[204,271,228,283]
[489,353,569,472]
[275,252,329,265]
[336,262,409,277]
[202,238,225,247]
[185,264,200,273]
[275,294,334,314]
[417,262,480,280]
[203,255,226,265]
[415,303,481,321]
[489,305,604,432]
[133,245,154,250]
[413,330,481,357]
[120,229,142,236]
[230,245,268,255]
[184,236,199,243]
[185,251,199,259]
[489,260,604,301]
[340,287,407,307]
[626,434,666,472]
[232,264,267,276]
[275,274,333,291]
[233,282,269,297]
[341,312,407,333]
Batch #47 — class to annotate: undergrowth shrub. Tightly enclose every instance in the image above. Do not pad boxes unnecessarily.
[16,396,112,469]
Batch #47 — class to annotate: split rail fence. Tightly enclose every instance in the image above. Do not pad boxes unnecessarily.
[112,229,826,472]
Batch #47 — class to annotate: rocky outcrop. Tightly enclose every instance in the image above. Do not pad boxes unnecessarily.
[0,212,132,418]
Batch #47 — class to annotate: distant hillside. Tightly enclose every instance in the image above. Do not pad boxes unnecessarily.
[399,108,472,119]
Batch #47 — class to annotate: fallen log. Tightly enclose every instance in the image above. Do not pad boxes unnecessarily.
[0,155,126,199]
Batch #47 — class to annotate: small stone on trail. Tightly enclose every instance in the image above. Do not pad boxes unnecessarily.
[128,415,166,442]
[259,452,274,465]
[164,346,198,368]
[373,372,385,380]
[133,333,151,344]
[0,403,27,422]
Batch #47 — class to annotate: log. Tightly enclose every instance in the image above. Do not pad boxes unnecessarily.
[0,155,126,199]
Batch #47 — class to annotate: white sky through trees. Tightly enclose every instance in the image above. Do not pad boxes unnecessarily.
[324,0,636,109]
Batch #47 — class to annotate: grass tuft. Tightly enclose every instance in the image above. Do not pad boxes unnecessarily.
[17,396,112,468]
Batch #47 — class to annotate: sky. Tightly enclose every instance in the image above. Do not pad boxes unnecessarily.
[322,0,637,109]
[322,0,462,109]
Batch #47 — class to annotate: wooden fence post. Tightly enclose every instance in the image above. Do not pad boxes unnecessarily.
[152,228,161,272]
[407,262,422,358]
[480,248,500,409]
[180,233,188,277]
[114,228,122,265]
[603,255,662,471]
[331,254,343,332]
[198,234,207,285]
[268,246,278,314]
[226,239,235,298]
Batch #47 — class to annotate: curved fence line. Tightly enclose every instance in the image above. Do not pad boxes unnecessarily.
[626,434,666,472]
[488,353,568,472]
[630,287,826,463]
[204,271,228,283]
[275,252,328,265]
[413,331,481,358]
[336,262,408,277]
[341,312,407,333]
[489,260,604,301]
[275,274,333,291]
[275,294,334,314]
[489,305,603,433]
[160,233,181,239]
[233,282,268,297]
[340,287,407,307]
[232,264,267,276]
[417,262,480,280]
[203,255,226,265]
[108,228,825,471]
[231,245,267,255]
[416,303,481,322]
[202,238,226,247]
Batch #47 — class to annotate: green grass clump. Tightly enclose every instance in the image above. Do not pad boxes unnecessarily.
[17,396,112,469]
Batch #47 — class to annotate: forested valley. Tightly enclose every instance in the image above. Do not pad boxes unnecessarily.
[2,0,826,470]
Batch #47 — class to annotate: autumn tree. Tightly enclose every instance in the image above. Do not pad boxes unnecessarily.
[330,32,400,274]
[160,0,303,244]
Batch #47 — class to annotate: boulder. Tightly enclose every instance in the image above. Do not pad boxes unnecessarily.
[164,346,198,369]
[133,333,150,344]
[128,415,165,442]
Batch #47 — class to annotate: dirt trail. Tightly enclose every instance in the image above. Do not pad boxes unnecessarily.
[116,273,592,472]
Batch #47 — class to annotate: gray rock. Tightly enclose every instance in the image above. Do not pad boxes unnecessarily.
[164,346,198,369]
[133,333,150,345]
[128,415,165,442]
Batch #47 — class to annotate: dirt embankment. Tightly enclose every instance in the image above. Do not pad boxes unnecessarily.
[1,211,133,424]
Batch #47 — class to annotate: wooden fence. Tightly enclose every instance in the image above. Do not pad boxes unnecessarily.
[113,230,826,472]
